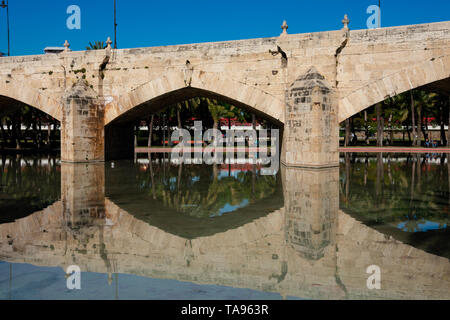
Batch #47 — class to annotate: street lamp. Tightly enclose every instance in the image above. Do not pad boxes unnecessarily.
[114,0,117,49]
[0,0,10,56]
[378,0,381,28]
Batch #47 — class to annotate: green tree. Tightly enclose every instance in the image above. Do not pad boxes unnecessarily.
[86,41,107,50]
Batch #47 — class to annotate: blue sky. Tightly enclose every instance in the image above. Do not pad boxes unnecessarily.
[1,0,449,56]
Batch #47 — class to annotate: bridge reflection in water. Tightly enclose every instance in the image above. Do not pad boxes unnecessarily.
[0,158,449,300]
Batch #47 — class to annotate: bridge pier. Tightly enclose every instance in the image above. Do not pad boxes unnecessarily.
[61,79,105,163]
[281,67,339,168]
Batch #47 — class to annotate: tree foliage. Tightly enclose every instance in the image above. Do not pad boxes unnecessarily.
[86,41,107,50]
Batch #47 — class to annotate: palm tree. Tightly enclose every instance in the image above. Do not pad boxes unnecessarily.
[86,41,107,50]
[383,95,409,146]
[206,98,228,130]
[376,102,384,147]
[223,104,249,133]
[147,114,155,148]
[364,111,370,145]
[410,90,417,146]
[344,119,351,146]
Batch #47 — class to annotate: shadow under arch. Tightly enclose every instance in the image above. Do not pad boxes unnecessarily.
[0,94,62,154]
[338,54,450,123]
[0,89,62,222]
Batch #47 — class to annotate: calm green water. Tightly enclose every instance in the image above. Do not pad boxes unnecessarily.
[0,153,448,300]
[0,155,60,224]
[340,153,450,259]
[105,158,283,239]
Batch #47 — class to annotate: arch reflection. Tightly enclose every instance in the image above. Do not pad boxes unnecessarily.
[105,156,283,239]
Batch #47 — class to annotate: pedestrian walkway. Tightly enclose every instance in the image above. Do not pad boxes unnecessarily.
[340,147,450,153]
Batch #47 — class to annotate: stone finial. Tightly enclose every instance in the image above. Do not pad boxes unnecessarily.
[281,20,288,36]
[106,37,113,49]
[342,14,350,30]
[63,40,71,52]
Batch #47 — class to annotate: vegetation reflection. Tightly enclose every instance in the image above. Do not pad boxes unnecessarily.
[105,155,283,238]
[0,155,60,223]
[340,153,450,258]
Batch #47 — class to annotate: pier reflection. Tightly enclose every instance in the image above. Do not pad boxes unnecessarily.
[282,167,338,261]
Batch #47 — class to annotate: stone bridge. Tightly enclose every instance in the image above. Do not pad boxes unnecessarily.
[0,18,449,167]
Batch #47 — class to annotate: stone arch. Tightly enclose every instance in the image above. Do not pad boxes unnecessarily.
[338,54,450,123]
[104,69,285,126]
[0,79,62,121]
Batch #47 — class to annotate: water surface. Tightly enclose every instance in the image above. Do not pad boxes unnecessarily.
[0,153,448,300]
[340,153,450,258]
